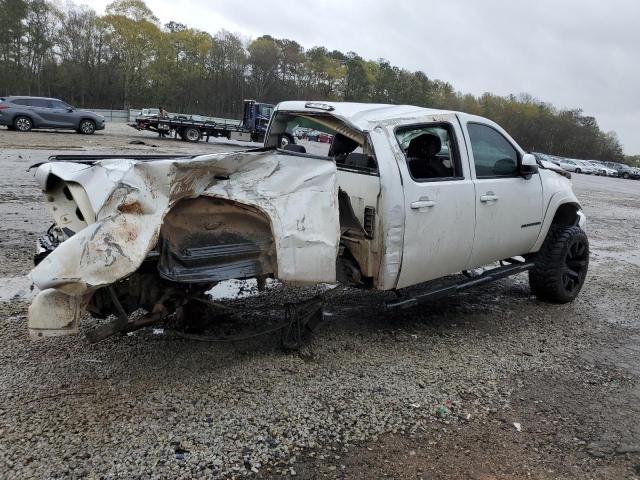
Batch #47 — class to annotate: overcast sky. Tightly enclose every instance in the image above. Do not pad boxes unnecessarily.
[89,0,640,154]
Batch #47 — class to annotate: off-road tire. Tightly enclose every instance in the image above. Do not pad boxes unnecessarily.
[529,225,589,303]
[79,119,96,135]
[14,116,33,132]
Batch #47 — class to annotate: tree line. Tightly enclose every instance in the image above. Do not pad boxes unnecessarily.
[0,0,631,163]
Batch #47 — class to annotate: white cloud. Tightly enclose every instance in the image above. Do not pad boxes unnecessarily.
[85,0,640,154]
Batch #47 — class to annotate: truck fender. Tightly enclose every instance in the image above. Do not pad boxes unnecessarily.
[531,191,585,252]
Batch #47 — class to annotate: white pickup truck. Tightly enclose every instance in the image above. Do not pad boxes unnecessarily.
[28,101,589,339]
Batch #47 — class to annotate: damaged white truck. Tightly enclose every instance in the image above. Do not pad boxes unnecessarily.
[28,101,589,342]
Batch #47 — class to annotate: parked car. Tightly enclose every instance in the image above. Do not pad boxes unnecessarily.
[28,101,589,339]
[292,127,308,139]
[559,159,595,174]
[318,132,333,143]
[603,161,640,180]
[533,152,561,166]
[0,96,105,134]
[575,160,598,174]
[135,108,161,119]
[587,161,618,177]
[558,159,580,172]
[303,130,321,141]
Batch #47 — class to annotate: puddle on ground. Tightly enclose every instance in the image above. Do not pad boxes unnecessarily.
[589,240,640,267]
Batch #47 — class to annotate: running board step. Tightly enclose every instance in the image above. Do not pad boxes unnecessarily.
[385,260,534,310]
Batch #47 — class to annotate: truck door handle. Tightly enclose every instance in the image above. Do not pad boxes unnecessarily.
[480,193,499,202]
[410,200,436,209]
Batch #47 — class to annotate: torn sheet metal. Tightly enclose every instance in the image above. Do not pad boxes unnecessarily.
[29,150,340,335]
[28,289,92,338]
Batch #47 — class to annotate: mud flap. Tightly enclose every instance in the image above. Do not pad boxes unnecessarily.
[28,289,91,338]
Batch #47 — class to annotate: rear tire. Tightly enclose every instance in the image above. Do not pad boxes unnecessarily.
[183,127,201,142]
[79,119,96,134]
[14,116,32,132]
[529,225,589,303]
[575,168,581,174]
[279,134,293,148]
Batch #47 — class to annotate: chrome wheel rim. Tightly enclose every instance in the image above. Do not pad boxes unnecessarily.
[81,121,94,133]
[16,118,31,131]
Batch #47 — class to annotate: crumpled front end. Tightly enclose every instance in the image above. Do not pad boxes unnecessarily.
[28,150,340,338]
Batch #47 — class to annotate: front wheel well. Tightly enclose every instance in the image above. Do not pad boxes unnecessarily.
[78,117,96,126]
[550,202,580,227]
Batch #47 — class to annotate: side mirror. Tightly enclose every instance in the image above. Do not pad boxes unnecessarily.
[67,107,74,112]
[520,153,539,177]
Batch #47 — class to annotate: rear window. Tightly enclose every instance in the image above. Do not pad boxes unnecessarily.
[268,112,378,174]
[11,98,32,106]
[30,98,51,108]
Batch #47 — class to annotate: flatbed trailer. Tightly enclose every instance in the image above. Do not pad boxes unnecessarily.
[129,99,294,146]
[131,115,253,142]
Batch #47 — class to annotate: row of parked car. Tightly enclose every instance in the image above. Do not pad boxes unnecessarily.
[534,153,640,180]
[292,127,333,143]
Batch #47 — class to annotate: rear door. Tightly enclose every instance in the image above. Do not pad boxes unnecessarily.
[392,116,476,289]
[462,121,543,268]
[30,98,58,127]
[10,98,42,125]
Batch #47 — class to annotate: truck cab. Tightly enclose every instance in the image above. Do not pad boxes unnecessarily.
[265,101,584,290]
[242,100,275,142]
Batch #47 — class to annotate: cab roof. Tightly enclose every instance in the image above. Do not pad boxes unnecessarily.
[275,101,460,131]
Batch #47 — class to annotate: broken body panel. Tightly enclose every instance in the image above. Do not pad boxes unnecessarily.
[29,150,340,336]
[28,101,585,338]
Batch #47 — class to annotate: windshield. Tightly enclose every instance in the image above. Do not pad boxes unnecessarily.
[257,104,274,118]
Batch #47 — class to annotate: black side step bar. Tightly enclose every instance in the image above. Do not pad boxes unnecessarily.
[385,260,534,310]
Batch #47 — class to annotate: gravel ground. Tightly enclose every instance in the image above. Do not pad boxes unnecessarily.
[1,126,639,479]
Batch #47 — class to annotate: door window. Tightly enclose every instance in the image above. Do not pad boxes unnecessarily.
[467,123,519,178]
[30,98,52,108]
[51,100,70,109]
[395,124,462,181]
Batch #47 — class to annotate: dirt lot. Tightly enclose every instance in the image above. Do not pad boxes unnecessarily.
[1,125,639,479]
